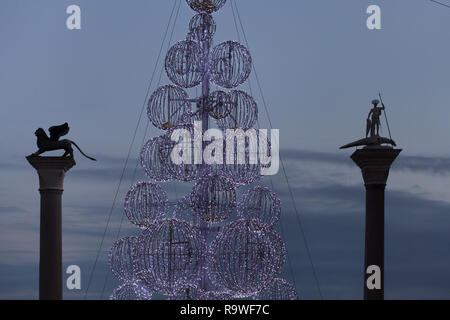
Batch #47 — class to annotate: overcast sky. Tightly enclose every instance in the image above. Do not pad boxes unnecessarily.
[1,0,450,299]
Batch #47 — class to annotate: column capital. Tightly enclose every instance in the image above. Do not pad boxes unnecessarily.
[351,147,401,186]
[26,156,76,190]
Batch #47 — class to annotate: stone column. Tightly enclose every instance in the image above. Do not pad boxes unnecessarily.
[27,156,76,300]
[351,147,401,300]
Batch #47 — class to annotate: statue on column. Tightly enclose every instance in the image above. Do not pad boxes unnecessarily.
[340,97,396,149]
[29,122,97,161]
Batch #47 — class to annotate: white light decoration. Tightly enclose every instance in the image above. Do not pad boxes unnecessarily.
[210,41,252,89]
[217,90,258,130]
[134,219,206,295]
[124,182,168,228]
[186,0,227,14]
[208,219,286,298]
[109,236,138,281]
[165,40,204,88]
[189,13,216,42]
[191,174,236,223]
[254,278,298,300]
[109,281,152,300]
[140,136,173,182]
[147,85,191,130]
[237,186,281,227]
[109,0,295,300]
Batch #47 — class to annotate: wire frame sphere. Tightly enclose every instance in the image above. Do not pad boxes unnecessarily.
[208,90,231,120]
[237,186,281,227]
[191,174,236,223]
[211,41,252,88]
[159,124,201,182]
[109,236,138,281]
[135,219,206,295]
[140,136,173,182]
[208,219,286,298]
[186,0,227,14]
[166,40,204,88]
[254,278,298,300]
[109,281,152,300]
[147,85,191,130]
[124,182,168,228]
[217,90,257,130]
[189,13,216,42]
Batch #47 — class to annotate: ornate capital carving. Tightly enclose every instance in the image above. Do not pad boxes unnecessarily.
[26,156,76,190]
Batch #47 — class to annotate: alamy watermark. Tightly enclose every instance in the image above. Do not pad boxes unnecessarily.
[169,121,280,176]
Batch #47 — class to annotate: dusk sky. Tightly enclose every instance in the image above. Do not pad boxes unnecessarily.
[1,0,450,299]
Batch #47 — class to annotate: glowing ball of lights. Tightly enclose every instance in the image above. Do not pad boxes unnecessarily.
[211,41,252,88]
[173,194,196,223]
[134,219,206,295]
[165,40,204,88]
[109,281,152,300]
[191,174,236,223]
[189,13,216,42]
[217,90,257,130]
[208,219,286,298]
[254,278,298,300]
[147,85,191,130]
[124,182,168,228]
[140,136,173,182]
[186,0,227,14]
[237,186,281,227]
[109,236,138,281]
[208,90,231,120]
[159,124,200,182]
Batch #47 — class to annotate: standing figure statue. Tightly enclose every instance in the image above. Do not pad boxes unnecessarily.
[366,99,385,137]
[340,97,396,149]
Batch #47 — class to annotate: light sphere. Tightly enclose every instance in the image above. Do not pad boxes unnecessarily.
[208,90,231,120]
[237,186,281,227]
[140,136,173,182]
[159,123,201,182]
[211,41,252,88]
[109,281,152,300]
[189,13,216,42]
[166,40,204,88]
[217,90,257,130]
[124,182,168,228]
[147,85,191,130]
[186,0,227,14]
[109,236,138,281]
[191,174,236,223]
[134,219,206,295]
[208,219,286,298]
[254,278,298,300]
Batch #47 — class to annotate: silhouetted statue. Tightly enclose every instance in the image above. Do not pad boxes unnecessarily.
[340,98,396,149]
[30,123,96,161]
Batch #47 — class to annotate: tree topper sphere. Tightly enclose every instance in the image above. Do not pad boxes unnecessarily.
[109,281,152,300]
[140,136,173,182]
[217,90,257,130]
[208,219,286,297]
[186,0,227,14]
[211,41,252,88]
[109,236,138,282]
[191,174,236,223]
[165,40,204,88]
[237,186,281,227]
[124,182,168,228]
[134,219,206,295]
[189,13,216,42]
[147,85,191,130]
[254,278,298,300]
